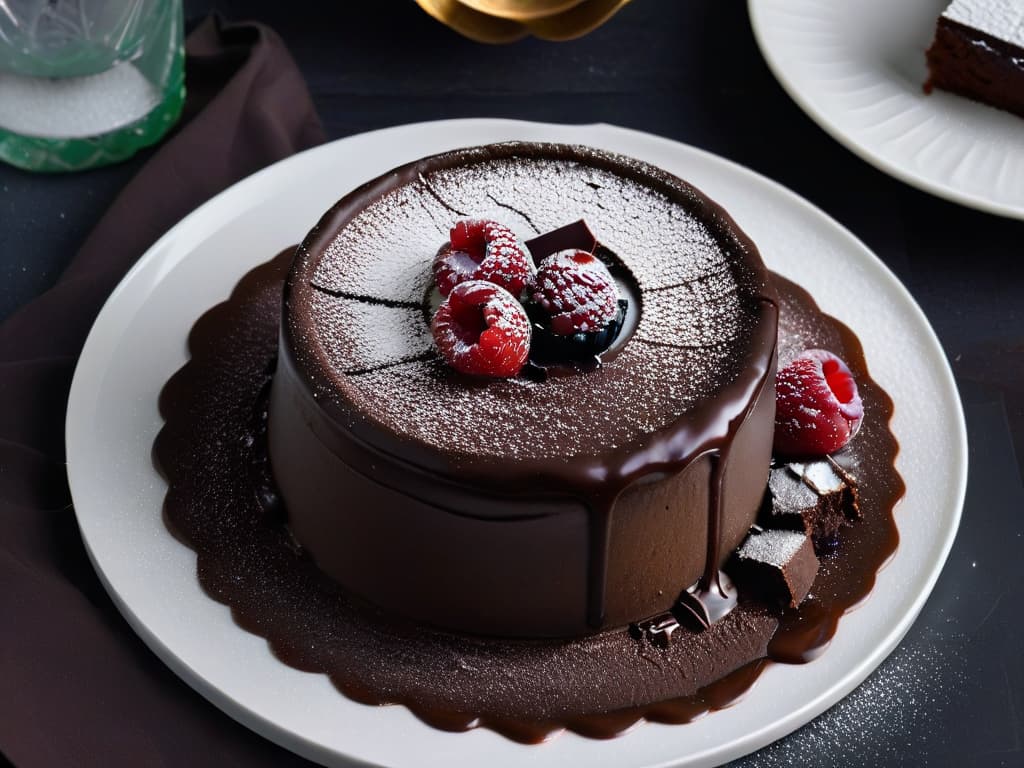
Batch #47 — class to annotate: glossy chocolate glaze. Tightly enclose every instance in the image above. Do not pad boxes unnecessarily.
[155,252,902,744]
[274,143,779,636]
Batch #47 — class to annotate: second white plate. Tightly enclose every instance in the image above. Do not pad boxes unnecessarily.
[66,119,967,768]
[749,0,1024,219]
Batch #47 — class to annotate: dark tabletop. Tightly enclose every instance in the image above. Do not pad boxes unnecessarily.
[2,1,1022,766]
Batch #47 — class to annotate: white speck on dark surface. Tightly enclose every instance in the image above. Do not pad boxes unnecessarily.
[728,628,969,767]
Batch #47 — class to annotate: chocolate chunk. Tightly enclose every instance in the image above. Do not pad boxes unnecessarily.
[629,612,681,648]
[763,464,844,544]
[764,467,821,534]
[524,219,597,264]
[761,458,860,551]
[672,570,739,632]
[729,529,819,609]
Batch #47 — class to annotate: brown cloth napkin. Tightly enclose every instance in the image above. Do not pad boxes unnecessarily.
[0,17,323,768]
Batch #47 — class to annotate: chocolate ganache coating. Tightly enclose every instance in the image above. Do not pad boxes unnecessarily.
[268,142,779,638]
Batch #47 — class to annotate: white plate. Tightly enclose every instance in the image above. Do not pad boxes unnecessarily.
[66,119,967,768]
[749,0,1024,219]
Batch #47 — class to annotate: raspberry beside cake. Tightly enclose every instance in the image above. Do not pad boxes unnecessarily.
[267,142,779,638]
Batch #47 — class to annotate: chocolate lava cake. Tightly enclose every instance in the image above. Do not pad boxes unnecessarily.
[156,141,903,742]
[268,142,779,638]
[925,0,1024,118]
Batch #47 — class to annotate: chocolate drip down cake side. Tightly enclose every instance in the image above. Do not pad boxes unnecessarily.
[155,142,903,742]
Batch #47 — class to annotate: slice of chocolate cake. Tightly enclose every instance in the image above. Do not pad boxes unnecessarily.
[925,0,1024,118]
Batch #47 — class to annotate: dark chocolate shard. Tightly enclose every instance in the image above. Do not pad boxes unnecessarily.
[629,612,681,648]
[763,465,839,539]
[729,529,819,609]
[524,219,597,264]
[764,467,815,532]
[674,589,710,631]
[673,570,738,632]
[761,458,860,552]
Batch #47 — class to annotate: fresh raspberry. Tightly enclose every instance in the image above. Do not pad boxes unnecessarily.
[773,349,864,456]
[431,280,531,378]
[433,219,534,298]
[530,250,619,335]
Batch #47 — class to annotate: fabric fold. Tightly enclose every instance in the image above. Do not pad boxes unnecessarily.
[0,17,324,768]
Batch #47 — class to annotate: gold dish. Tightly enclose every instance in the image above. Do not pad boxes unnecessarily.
[456,0,588,21]
[415,0,632,43]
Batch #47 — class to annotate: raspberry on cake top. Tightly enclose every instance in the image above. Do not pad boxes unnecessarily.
[294,144,775,469]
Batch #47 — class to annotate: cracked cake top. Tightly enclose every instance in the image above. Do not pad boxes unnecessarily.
[282,143,777,475]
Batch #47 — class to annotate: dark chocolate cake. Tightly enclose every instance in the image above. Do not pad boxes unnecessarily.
[925,0,1024,118]
[269,143,779,638]
[154,142,904,743]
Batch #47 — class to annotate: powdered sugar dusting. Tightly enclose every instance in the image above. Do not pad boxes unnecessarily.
[735,628,967,767]
[736,529,808,568]
[943,0,1024,48]
[793,460,845,495]
[430,155,731,292]
[347,333,742,460]
[639,278,747,349]
[307,149,767,460]
[768,467,818,512]
[312,184,446,300]
[777,282,842,369]
[310,290,433,374]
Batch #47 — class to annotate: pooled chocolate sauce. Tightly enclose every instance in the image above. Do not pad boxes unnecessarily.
[155,252,903,744]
